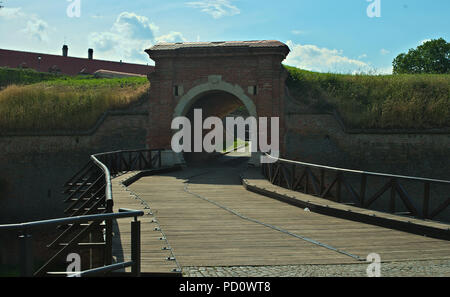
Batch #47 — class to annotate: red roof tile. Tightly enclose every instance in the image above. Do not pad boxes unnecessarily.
[148,40,288,51]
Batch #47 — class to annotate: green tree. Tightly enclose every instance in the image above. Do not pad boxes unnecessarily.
[393,38,450,74]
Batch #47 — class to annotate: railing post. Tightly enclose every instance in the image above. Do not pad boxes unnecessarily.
[268,163,272,182]
[104,200,113,266]
[360,174,367,207]
[291,164,295,190]
[305,168,309,194]
[320,169,325,195]
[158,150,162,168]
[129,151,132,171]
[336,172,341,203]
[150,151,154,169]
[138,151,143,170]
[131,218,141,277]
[19,233,33,277]
[118,152,122,173]
[423,182,430,219]
[390,179,396,213]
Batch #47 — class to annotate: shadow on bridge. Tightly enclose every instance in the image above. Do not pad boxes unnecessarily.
[175,150,253,186]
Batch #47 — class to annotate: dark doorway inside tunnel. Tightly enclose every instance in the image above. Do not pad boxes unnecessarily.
[182,90,251,165]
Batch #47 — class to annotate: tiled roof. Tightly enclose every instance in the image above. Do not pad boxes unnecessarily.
[148,40,288,51]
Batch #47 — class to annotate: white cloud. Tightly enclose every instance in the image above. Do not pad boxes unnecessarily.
[291,30,306,35]
[380,48,390,55]
[22,18,49,42]
[186,0,240,19]
[284,40,372,74]
[89,12,186,64]
[89,12,156,63]
[156,31,187,43]
[358,54,368,59]
[0,7,25,19]
[1,7,49,42]
[112,12,159,40]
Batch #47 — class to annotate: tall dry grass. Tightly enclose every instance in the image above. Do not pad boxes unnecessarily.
[0,79,149,132]
[286,66,450,129]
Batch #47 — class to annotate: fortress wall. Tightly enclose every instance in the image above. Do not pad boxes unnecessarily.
[0,113,148,224]
[285,113,450,180]
[285,113,450,221]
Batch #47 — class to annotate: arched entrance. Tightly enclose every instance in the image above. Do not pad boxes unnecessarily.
[173,78,257,119]
[173,79,258,164]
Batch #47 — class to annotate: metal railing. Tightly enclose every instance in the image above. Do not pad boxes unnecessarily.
[1,149,166,277]
[0,209,143,277]
[59,149,164,265]
[261,154,450,221]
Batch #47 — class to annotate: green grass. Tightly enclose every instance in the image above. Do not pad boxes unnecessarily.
[0,67,62,88]
[41,76,148,89]
[0,68,149,132]
[285,65,450,129]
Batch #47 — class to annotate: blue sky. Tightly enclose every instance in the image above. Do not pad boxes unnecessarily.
[0,0,449,73]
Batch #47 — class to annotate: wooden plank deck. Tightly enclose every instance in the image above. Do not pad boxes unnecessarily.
[111,173,180,274]
[111,155,450,273]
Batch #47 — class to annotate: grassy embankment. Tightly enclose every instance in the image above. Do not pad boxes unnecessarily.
[1,66,449,132]
[285,65,450,129]
[0,67,149,132]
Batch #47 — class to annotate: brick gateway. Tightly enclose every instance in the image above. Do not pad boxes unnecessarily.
[144,40,290,163]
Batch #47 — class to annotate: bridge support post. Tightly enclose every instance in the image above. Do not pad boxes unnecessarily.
[104,200,113,266]
[423,182,430,219]
[131,219,141,277]
[19,234,33,277]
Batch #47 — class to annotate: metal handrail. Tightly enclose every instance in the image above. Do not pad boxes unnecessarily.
[67,261,134,277]
[263,154,450,184]
[262,153,450,221]
[90,154,113,204]
[89,148,164,203]
[0,209,144,277]
[0,209,144,232]
[1,148,165,277]
[92,148,159,157]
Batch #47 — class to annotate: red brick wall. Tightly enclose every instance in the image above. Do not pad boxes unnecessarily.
[146,52,288,154]
[0,48,154,76]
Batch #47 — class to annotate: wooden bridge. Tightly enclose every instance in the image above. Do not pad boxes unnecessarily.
[109,151,450,275]
[2,149,449,277]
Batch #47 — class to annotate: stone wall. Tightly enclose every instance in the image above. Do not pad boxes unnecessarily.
[284,103,450,180]
[0,112,148,224]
